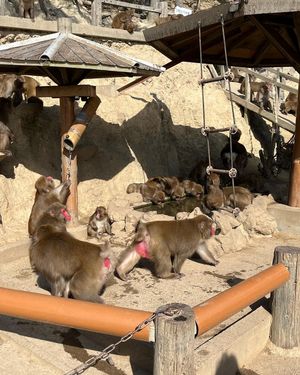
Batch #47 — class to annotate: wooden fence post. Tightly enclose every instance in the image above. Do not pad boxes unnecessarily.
[159,1,168,18]
[270,246,299,349]
[91,0,102,26]
[0,0,5,16]
[148,0,159,22]
[154,303,196,375]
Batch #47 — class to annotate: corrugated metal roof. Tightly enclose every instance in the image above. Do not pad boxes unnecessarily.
[0,32,164,84]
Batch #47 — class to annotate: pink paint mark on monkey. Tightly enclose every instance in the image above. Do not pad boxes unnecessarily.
[104,257,111,269]
[210,223,216,236]
[46,176,53,181]
[61,208,71,222]
[135,241,150,258]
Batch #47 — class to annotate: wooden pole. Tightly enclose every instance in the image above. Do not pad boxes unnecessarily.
[91,0,101,26]
[60,97,78,224]
[148,0,159,22]
[270,246,300,349]
[0,0,5,16]
[154,303,195,375]
[288,80,300,207]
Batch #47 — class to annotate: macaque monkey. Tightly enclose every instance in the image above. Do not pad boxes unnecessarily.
[171,184,186,200]
[239,77,272,111]
[87,206,111,239]
[126,182,143,194]
[28,176,70,236]
[112,9,137,33]
[30,202,113,302]
[22,76,40,100]
[182,180,204,199]
[280,92,297,116]
[205,173,252,211]
[154,14,183,26]
[19,0,35,20]
[0,74,24,107]
[221,129,248,177]
[140,180,166,205]
[222,186,253,210]
[205,173,224,211]
[0,121,15,162]
[116,215,219,280]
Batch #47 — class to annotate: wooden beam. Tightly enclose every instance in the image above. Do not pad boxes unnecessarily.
[249,16,300,73]
[36,85,97,98]
[0,15,146,44]
[288,80,300,206]
[60,97,78,223]
[224,91,295,133]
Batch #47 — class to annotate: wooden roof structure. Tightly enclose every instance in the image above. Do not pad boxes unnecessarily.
[143,0,300,72]
[0,31,164,84]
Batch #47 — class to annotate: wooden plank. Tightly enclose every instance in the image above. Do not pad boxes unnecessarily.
[238,0,300,16]
[249,16,300,73]
[36,85,96,98]
[238,67,299,95]
[0,15,146,44]
[224,90,295,133]
[288,80,300,206]
[102,0,162,13]
[268,67,299,83]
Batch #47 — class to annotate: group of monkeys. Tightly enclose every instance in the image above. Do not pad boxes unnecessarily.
[0,74,40,161]
[27,174,221,303]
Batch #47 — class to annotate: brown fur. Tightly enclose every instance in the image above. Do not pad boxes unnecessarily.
[87,206,111,239]
[140,181,166,205]
[0,74,24,107]
[22,76,40,100]
[182,179,204,199]
[19,0,34,19]
[126,182,143,194]
[281,92,297,116]
[154,14,183,26]
[30,202,113,302]
[205,173,252,211]
[111,10,137,33]
[28,176,70,237]
[116,215,219,280]
[0,121,14,161]
[239,77,272,111]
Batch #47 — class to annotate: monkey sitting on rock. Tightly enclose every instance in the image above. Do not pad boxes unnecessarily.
[30,202,113,303]
[87,206,111,239]
[111,9,137,33]
[116,214,219,281]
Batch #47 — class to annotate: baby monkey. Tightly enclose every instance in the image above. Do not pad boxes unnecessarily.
[87,206,111,239]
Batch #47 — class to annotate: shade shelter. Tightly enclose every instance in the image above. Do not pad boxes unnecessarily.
[142,0,300,207]
[0,18,164,221]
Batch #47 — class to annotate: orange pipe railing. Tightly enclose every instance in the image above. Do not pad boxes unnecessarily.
[193,263,289,336]
[0,288,152,341]
[0,264,289,342]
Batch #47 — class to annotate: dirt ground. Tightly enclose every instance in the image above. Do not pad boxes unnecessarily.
[0,229,300,374]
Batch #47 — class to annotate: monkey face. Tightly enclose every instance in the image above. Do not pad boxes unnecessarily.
[60,207,71,222]
[95,206,107,220]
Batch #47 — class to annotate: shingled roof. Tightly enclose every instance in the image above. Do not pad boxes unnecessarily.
[144,0,300,71]
[0,32,164,84]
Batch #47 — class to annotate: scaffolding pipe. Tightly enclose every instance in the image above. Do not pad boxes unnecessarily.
[63,96,101,151]
[193,263,289,336]
[0,287,152,342]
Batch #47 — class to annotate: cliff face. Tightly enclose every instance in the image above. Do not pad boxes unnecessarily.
[0,2,260,246]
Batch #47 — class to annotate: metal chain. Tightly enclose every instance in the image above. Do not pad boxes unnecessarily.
[64,307,181,375]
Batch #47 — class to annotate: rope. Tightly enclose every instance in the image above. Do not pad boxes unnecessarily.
[198,15,240,213]
[198,21,212,169]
